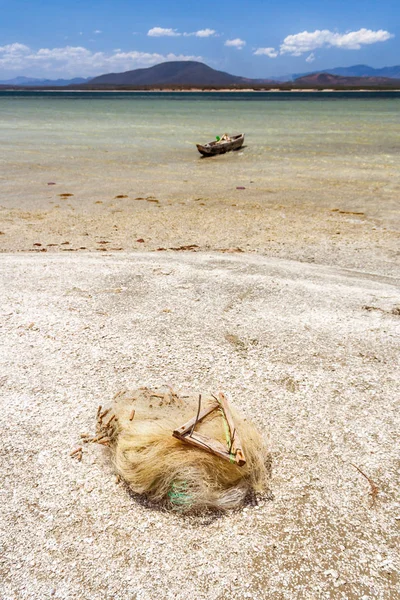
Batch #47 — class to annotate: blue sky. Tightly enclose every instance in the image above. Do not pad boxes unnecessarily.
[0,0,398,78]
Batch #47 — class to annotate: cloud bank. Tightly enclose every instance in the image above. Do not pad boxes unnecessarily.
[254,28,394,58]
[0,43,202,77]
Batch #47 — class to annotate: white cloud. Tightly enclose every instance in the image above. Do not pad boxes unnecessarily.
[149,27,217,38]
[93,30,102,34]
[305,52,315,63]
[0,43,30,54]
[280,28,394,56]
[225,38,246,50]
[333,28,393,48]
[0,43,202,77]
[194,28,216,38]
[148,27,181,37]
[184,29,216,38]
[253,47,278,58]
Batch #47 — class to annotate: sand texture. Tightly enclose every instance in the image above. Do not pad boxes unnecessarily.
[1,252,399,599]
[1,185,399,279]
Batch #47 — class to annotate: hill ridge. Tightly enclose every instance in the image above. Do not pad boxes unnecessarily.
[87,61,275,86]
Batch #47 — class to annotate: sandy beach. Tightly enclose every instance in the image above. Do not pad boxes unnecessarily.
[1,176,399,276]
[1,91,399,599]
[1,251,399,599]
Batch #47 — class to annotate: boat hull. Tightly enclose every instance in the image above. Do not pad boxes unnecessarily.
[196,134,245,157]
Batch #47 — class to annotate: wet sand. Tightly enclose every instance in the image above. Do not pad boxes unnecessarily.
[1,185,399,277]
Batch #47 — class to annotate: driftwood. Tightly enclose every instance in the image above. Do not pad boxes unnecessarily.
[173,393,246,467]
[217,393,245,465]
[173,398,219,436]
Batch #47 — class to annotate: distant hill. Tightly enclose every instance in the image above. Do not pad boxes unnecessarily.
[82,61,400,88]
[2,62,400,90]
[292,64,400,81]
[88,61,274,86]
[0,76,91,86]
[293,73,400,87]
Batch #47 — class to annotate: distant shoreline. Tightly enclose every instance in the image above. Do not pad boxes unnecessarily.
[1,87,400,93]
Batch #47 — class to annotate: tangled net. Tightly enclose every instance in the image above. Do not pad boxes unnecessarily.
[91,386,270,512]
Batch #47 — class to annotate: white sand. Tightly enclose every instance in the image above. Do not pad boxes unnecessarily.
[1,251,399,599]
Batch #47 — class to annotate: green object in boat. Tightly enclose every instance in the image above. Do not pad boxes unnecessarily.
[216,135,221,141]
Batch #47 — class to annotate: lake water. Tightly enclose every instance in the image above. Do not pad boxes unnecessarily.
[1,91,399,225]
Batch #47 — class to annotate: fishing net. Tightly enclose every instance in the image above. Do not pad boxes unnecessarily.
[93,386,270,512]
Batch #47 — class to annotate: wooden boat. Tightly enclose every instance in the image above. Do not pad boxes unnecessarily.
[196,133,245,157]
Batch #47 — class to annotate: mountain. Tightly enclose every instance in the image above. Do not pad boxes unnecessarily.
[88,61,272,86]
[292,64,400,81]
[293,73,400,86]
[83,61,400,87]
[2,62,400,89]
[0,76,91,86]
[0,76,42,85]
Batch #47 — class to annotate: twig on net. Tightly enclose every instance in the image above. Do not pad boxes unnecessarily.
[190,394,202,437]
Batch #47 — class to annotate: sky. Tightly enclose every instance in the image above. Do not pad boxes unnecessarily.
[0,0,398,79]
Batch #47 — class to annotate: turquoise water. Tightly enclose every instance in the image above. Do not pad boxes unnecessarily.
[2,91,399,158]
[1,91,399,221]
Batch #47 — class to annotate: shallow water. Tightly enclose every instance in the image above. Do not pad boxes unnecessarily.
[1,91,399,225]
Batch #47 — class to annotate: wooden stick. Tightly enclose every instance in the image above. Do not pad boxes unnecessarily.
[351,463,379,507]
[173,431,236,464]
[99,408,110,420]
[70,447,82,456]
[91,434,107,443]
[129,409,135,421]
[190,394,202,437]
[172,394,246,467]
[98,438,111,446]
[104,414,115,427]
[218,393,245,466]
[173,399,219,437]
